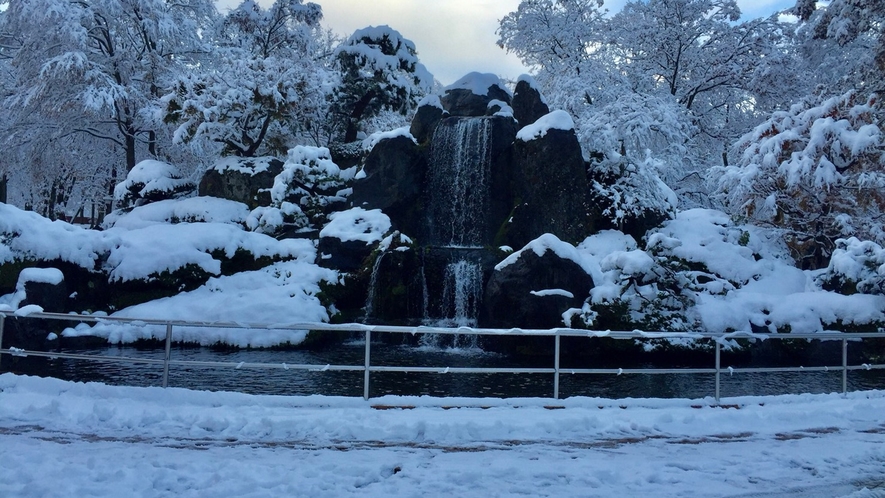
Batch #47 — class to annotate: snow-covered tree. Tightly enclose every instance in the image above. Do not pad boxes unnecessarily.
[1,0,217,171]
[163,0,330,157]
[498,0,796,206]
[330,26,433,143]
[496,0,606,75]
[791,0,885,93]
[713,91,884,269]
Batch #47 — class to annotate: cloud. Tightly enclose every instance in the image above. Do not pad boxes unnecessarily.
[317,0,527,85]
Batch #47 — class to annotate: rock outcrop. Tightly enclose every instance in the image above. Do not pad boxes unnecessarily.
[199,157,284,210]
[511,76,550,127]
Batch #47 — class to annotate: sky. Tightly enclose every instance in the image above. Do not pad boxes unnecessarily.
[235,0,798,86]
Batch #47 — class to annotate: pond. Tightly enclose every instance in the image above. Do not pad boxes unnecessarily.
[3,338,883,400]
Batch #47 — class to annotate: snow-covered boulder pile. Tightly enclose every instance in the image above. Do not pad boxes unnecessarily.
[440,72,512,117]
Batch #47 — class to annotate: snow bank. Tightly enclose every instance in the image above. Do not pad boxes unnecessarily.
[0,203,108,268]
[319,207,391,244]
[64,259,335,348]
[2,375,885,497]
[516,110,575,141]
[103,197,251,230]
[104,222,311,282]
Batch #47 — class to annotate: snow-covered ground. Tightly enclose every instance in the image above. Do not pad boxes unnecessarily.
[1,374,884,497]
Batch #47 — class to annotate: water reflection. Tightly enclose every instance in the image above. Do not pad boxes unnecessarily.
[2,342,883,399]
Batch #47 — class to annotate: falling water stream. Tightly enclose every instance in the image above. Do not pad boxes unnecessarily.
[418,117,493,342]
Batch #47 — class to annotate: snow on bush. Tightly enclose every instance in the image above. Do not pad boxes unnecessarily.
[574,209,852,334]
[319,207,391,244]
[103,222,311,282]
[113,160,196,208]
[588,152,677,229]
[820,237,885,295]
[713,91,885,267]
[1,201,311,284]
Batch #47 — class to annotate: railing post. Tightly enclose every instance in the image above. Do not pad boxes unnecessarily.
[162,323,173,388]
[842,338,848,395]
[553,333,561,399]
[0,314,5,370]
[363,329,371,400]
[715,339,721,404]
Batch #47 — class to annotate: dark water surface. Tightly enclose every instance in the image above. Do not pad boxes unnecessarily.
[3,340,883,399]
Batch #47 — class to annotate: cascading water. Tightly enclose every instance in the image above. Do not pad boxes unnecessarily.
[362,251,386,323]
[420,117,492,346]
[441,259,483,328]
[426,118,492,247]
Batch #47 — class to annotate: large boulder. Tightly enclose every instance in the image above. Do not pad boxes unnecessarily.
[502,111,592,248]
[511,75,550,128]
[316,208,391,272]
[480,236,593,330]
[198,157,284,210]
[409,95,447,145]
[1,268,67,351]
[350,136,427,238]
[440,72,512,117]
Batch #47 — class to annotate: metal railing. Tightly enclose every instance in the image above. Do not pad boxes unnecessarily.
[1,309,884,402]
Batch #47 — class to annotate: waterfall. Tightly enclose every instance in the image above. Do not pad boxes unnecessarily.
[420,255,482,349]
[420,117,493,346]
[362,251,386,323]
[441,259,483,328]
[426,118,492,247]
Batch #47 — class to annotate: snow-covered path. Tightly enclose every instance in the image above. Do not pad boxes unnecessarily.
[1,374,884,497]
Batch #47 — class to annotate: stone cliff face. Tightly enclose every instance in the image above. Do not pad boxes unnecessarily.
[349,73,596,331]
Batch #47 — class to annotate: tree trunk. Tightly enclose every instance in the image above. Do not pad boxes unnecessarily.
[0,173,7,204]
[125,131,137,171]
[344,90,377,143]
